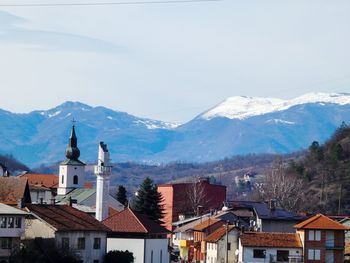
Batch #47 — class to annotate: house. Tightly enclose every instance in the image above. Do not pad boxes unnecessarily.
[19,173,58,204]
[239,232,303,263]
[205,225,239,263]
[24,204,109,263]
[295,213,349,263]
[229,200,306,233]
[0,176,31,206]
[193,218,224,263]
[103,207,170,263]
[0,203,28,262]
[158,178,226,231]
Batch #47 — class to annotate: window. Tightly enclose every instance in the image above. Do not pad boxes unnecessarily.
[151,250,153,263]
[77,237,85,250]
[277,250,289,261]
[308,230,321,241]
[0,217,7,228]
[93,238,101,249]
[227,242,231,251]
[62,175,64,184]
[7,217,14,228]
[253,249,266,258]
[1,238,12,249]
[15,217,21,228]
[308,249,321,260]
[73,175,78,185]
[62,237,69,249]
[160,250,162,263]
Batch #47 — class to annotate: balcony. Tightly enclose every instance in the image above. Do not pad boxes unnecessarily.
[94,165,112,175]
[179,240,191,248]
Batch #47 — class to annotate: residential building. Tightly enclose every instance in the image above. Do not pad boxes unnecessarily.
[158,178,226,231]
[0,176,31,206]
[205,225,239,263]
[295,213,349,263]
[239,232,303,263]
[0,203,28,262]
[103,207,170,263]
[24,204,109,263]
[229,200,306,233]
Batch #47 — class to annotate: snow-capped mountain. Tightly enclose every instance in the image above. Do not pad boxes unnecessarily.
[200,93,350,120]
[0,93,350,167]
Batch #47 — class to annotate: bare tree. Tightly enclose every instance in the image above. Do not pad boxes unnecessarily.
[186,176,210,216]
[255,158,305,212]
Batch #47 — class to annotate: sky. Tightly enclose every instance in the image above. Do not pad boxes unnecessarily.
[0,0,350,123]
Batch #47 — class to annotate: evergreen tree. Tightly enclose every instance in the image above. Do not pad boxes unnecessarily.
[116,185,128,207]
[133,177,164,222]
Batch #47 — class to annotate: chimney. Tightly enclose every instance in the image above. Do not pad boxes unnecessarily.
[269,199,276,210]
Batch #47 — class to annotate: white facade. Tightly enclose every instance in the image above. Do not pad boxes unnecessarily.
[58,164,85,195]
[29,187,54,204]
[206,229,239,263]
[95,142,112,221]
[25,217,107,263]
[238,241,302,263]
[107,238,169,263]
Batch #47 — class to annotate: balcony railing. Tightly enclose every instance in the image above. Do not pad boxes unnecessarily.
[94,165,112,174]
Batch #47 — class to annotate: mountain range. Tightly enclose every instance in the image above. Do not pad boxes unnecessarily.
[1,92,350,167]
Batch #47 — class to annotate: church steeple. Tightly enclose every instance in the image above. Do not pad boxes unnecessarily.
[65,125,80,160]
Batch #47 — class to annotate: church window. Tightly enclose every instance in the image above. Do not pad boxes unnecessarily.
[73,175,78,185]
[62,175,64,184]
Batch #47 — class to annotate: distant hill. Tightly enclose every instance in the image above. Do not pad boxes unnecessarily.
[0,93,349,167]
[0,155,29,174]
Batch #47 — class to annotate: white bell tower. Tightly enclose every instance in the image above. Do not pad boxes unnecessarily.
[95,142,112,221]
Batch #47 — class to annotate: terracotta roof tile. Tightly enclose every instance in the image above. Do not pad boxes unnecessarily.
[0,176,31,205]
[193,218,221,231]
[294,214,350,230]
[20,173,59,189]
[240,232,302,248]
[103,208,170,234]
[205,225,235,242]
[26,204,109,232]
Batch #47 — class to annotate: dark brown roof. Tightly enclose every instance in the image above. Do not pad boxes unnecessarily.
[205,225,235,242]
[294,213,349,230]
[103,208,170,234]
[26,204,109,232]
[20,173,58,188]
[240,232,302,248]
[0,176,31,205]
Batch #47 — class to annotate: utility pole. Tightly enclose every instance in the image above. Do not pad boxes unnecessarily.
[338,183,343,215]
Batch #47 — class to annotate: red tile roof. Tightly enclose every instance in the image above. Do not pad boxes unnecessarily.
[193,218,221,231]
[103,208,170,234]
[205,225,235,242]
[20,173,58,188]
[294,213,349,230]
[0,176,31,205]
[240,232,302,248]
[26,204,109,232]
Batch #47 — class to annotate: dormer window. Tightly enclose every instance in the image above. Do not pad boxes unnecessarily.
[73,175,78,185]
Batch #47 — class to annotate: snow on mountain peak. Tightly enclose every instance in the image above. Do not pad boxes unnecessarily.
[201,92,350,120]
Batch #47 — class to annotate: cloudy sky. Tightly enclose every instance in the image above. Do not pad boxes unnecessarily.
[0,0,349,122]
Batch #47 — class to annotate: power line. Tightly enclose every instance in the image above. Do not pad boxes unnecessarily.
[0,0,221,7]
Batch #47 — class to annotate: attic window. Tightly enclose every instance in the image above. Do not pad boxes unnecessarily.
[73,175,78,185]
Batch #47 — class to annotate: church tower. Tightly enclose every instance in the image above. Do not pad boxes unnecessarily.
[95,142,112,221]
[57,125,86,196]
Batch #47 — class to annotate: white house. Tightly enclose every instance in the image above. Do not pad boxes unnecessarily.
[238,232,303,263]
[0,204,28,262]
[103,208,170,263]
[205,225,239,263]
[24,203,109,263]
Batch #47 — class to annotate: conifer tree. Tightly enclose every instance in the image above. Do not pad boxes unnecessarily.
[133,177,164,222]
[116,185,128,207]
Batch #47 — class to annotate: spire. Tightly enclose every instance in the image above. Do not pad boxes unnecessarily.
[65,125,80,160]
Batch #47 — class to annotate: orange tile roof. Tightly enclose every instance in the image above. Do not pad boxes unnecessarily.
[0,177,31,205]
[205,225,235,242]
[294,214,349,230]
[103,208,170,234]
[240,232,302,248]
[193,218,221,231]
[20,173,58,188]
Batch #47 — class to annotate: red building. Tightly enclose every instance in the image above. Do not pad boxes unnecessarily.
[295,213,349,263]
[157,178,226,231]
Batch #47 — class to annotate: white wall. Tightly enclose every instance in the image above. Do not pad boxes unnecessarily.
[30,189,54,204]
[206,242,217,263]
[107,238,145,263]
[145,239,169,263]
[58,164,85,195]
